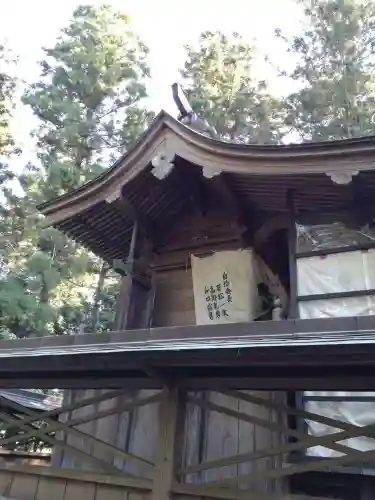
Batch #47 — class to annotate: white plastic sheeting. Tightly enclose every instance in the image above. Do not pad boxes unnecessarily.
[305,394,375,457]
[298,249,375,319]
[191,249,258,325]
[297,245,375,457]
[299,296,375,319]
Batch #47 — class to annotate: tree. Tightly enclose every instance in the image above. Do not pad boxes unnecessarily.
[180,31,284,144]
[280,0,375,141]
[0,5,153,337]
[0,44,17,172]
[0,44,21,340]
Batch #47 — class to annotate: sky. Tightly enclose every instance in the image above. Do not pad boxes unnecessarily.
[0,0,302,168]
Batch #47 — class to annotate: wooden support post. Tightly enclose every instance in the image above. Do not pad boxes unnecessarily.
[287,189,298,319]
[152,388,185,500]
[115,221,154,330]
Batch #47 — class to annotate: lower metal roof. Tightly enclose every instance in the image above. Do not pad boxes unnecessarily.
[0,389,61,411]
[0,318,374,391]
[0,325,374,358]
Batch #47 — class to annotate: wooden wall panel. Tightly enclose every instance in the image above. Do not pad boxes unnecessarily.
[92,390,119,465]
[95,484,128,500]
[51,389,71,468]
[237,391,287,493]
[183,393,204,484]
[36,476,66,500]
[114,394,132,472]
[58,389,98,471]
[202,393,240,482]
[8,473,39,500]
[70,389,97,471]
[181,391,286,493]
[152,268,195,327]
[126,390,159,478]
[0,470,13,497]
[0,467,152,500]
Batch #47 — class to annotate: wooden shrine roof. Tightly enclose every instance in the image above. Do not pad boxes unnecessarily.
[0,316,375,390]
[37,111,375,261]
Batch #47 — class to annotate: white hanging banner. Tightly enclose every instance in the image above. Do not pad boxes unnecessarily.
[191,249,258,325]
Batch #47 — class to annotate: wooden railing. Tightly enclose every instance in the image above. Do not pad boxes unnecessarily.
[0,388,373,500]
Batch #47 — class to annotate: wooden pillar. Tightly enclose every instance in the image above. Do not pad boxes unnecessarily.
[287,190,298,320]
[115,221,154,330]
[152,388,186,500]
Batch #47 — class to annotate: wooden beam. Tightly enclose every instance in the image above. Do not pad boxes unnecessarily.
[114,221,154,329]
[216,447,375,487]
[223,390,357,433]
[349,174,366,225]
[0,412,121,474]
[172,482,333,500]
[253,214,289,249]
[177,159,209,216]
[0,389,126,431]
[152,388,185,500]
[109,193,156,243]
[113,220,151,288]
[0,392,162,449]
[142,364,171,387]
[3,397,153,470]
[185,402,375,472]
[183,395,353,474]
[209,174,246,227]
[287,189,298,319]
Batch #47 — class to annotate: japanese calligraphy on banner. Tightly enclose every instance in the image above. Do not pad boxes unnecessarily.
[191,249,258,325]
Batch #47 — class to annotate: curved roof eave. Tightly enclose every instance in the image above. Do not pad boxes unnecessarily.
[37,110,375,225]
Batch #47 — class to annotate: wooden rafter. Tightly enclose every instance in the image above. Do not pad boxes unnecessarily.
[110,193,156,243]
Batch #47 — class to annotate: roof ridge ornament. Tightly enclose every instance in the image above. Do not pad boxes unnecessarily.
[172,82,222,180]
[326,170,359,185]
[172,83,218,140]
